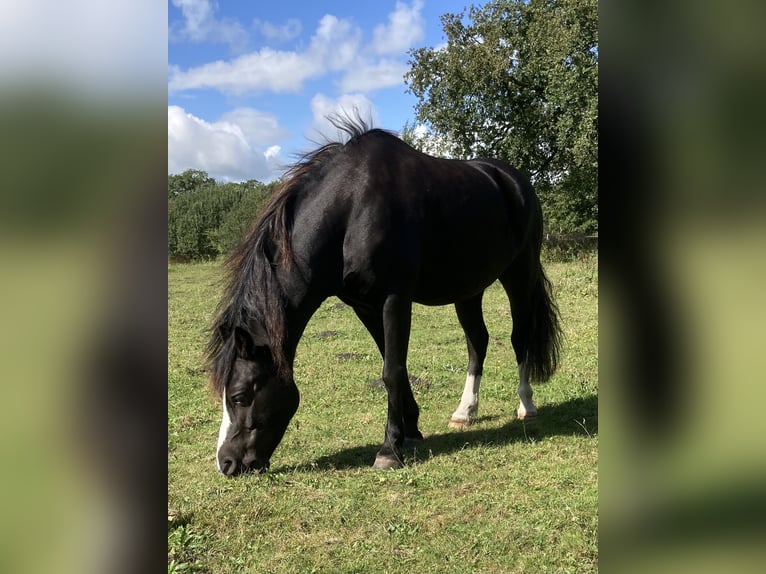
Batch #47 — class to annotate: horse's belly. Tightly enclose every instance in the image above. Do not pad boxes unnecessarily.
[410,214,517,304]
[412,251,511,305]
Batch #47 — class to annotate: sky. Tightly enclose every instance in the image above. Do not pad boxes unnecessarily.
[168,0,474,182]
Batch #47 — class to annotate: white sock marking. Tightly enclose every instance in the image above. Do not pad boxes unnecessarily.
[451,373,481,422]
[517,361,537,418]
[216,389,231,472]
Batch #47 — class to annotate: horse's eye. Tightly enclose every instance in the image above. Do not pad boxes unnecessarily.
[231,395,249,406]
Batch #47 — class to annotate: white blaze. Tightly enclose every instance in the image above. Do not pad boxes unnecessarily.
[215,388,231,472]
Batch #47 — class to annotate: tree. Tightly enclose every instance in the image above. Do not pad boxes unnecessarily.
[167,173,279,261]
[168,180,246,260]
[168,169,215,199]
[405,0,597,234]
[400,119,456,158]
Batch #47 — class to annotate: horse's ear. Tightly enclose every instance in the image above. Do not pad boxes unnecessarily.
[234,327,257,359]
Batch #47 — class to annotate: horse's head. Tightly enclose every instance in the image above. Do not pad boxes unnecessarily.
[215,327,299,476]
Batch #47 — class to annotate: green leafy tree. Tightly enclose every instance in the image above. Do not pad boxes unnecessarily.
[168,181,246,260]
[400,119,456,158]
[405,0,597,234]
[168,174,280,261]
[168,169,216,199]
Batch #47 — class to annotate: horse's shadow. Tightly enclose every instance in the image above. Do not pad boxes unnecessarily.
[278,394,597,472]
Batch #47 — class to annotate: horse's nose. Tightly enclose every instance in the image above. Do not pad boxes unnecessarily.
[220,456,240,477]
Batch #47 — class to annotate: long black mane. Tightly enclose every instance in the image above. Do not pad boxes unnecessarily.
[205,117,377,396]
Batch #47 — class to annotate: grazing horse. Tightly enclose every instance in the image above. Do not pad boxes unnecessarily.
[206,119,562,476]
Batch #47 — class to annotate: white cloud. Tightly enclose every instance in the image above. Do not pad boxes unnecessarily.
[169,14,362,95]
[168,48,319,94]
[265,145,282,159]
[170,0,248,51]
[253,18,302,42]
[372,0,424,55]
[168,106,286,181]
[309,15,361,71]
[170,0,213,38]
[169,4,426,96]
[218,108,289,147]
[340,59,409,92]
[309,94,379,141]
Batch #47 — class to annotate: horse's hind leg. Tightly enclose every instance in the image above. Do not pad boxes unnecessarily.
[449,293,489,429]
[500,265,538,421]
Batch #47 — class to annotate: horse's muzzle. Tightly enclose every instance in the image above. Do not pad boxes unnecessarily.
[218,456,269,477]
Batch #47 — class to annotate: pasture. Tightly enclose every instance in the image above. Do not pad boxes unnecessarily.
[168,253,598,573]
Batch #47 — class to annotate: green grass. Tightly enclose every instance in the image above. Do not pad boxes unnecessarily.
[168,254,598,573]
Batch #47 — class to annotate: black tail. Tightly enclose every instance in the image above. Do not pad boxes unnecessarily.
[525,261,563,383]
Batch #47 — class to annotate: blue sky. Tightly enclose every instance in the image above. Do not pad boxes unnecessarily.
[168,0,474,182]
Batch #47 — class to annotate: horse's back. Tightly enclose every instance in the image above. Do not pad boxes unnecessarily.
[332,134,536,305]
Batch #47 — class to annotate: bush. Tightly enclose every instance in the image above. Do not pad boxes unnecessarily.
[209,181,276,257]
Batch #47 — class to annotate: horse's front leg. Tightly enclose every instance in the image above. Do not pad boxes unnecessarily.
[373,294,413,470]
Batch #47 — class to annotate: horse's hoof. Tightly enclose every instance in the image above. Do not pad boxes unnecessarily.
[448,417,470,429]
[517,410,537,421]
[372,454,404,470]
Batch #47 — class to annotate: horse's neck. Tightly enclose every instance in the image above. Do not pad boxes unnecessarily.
[275,199,341,366]
[278,266,327,367]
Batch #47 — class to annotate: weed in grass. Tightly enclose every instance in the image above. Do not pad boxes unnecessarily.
[168,522,209,574]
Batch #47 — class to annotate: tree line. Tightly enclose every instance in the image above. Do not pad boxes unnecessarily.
[168,169,278,261]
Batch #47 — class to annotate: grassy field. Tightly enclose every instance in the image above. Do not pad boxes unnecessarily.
[168,253,598,573]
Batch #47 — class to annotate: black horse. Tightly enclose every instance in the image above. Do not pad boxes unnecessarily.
[206,119,562,476]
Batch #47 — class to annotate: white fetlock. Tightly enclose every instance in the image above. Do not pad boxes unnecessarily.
[449,374,481,429]
[517,361,537,421]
